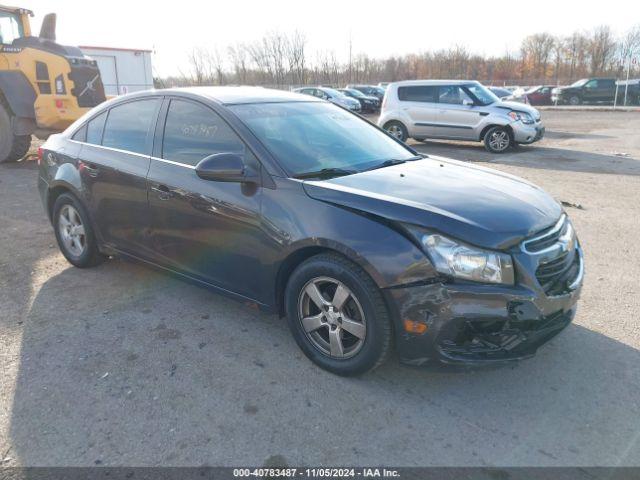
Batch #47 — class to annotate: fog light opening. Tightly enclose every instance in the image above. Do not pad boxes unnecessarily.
[404,319,428,335]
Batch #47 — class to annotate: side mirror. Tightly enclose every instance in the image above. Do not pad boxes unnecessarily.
[195,153,257,183]
[462,98,474,107]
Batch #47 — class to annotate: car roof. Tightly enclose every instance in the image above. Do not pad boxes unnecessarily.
[123,86,321,105]
[389,80,480,87]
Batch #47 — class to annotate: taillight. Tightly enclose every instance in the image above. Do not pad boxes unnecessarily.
[37,147,43,165]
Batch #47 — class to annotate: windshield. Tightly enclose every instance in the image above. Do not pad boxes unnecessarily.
[464,84,500,106]
[571,79,589,87]
[230,102,417,178]
[0,11,24,44]
[525,85,542,94]
[344,89,365,98]
[322,87,347,98]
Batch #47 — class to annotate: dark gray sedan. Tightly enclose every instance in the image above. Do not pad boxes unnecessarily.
[38,87,583,375]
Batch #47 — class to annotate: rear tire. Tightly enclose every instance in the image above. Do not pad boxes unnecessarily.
[52,193,106,268]
[383,121,408,142]
[285,253,392,376]
[0,104,31,163]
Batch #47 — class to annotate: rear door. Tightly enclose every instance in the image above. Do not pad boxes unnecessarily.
[75,97,161,256]
[146,98,266,299]
[432,85,481,139]
[396,85,438,138]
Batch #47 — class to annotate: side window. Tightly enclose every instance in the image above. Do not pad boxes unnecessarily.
[102,99,160,154]
[438,86,472,105]
[86,112,107,145]
[397,86,437,102]
[72,124,87,142]
[162,99,244,166]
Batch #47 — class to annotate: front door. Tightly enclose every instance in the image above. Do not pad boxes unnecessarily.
[75,98,161,257]
[433,85,481,140]
[146,98,267,301]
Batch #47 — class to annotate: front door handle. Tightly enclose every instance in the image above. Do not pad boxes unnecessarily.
[151,184,174,200]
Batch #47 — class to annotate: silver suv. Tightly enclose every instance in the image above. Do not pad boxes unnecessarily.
[378,80,544,153]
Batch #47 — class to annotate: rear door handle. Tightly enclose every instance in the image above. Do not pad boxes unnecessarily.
[151,184,174,200]
[80,161,100,177]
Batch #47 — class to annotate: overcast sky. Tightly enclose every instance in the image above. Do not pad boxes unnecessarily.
[23,0,640,77]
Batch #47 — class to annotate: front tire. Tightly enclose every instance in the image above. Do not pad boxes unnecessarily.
[483,126,511,154]
[383,121,408,142]
[52,193,106,268]
[568,95,581,106]
[285,253,391,376]
[0,104,31,163]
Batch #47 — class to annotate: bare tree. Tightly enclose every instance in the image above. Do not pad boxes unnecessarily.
[588,25,617,75]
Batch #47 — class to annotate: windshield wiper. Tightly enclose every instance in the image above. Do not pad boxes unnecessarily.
[365,155,423,171]
[293,167,357,180]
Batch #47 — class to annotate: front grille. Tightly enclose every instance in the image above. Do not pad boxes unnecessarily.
[523,216,568,252]
[536,251,580,296]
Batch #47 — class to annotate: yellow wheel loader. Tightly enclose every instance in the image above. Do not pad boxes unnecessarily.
[0,5,106,163]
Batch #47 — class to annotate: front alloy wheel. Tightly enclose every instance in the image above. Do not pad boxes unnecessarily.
[298,277,367,359]
[484,126,511,153]
[285,253,391,376]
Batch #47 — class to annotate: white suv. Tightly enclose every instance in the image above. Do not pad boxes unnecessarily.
[378,80,544,153]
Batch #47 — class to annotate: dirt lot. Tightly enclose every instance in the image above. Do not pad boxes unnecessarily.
[1,110,639,467]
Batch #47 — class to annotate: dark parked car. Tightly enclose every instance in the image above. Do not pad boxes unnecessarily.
[551,78,639,105]
[38,87,584,375]
[488,87,512,100]
[522,85,554,105]
[346,84,385,101]
[337,88,380,112]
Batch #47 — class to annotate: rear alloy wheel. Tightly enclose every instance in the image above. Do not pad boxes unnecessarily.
[0,104,32,163]
[53,193,106,268]
[568,95,581,106]
[285,253,391,376]
[484,126,511,154]
[384,121,408,142]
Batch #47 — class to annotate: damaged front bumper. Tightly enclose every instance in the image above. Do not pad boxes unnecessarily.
[383,250,583,366]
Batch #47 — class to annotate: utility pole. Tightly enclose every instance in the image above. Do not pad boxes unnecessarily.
[348,30,352,84]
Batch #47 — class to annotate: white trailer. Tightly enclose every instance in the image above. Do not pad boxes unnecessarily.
[79,46,153,97]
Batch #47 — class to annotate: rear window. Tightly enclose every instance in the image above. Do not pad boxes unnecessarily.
[102,99,160,154]
[397,86,437,102]
[85,112,107,145]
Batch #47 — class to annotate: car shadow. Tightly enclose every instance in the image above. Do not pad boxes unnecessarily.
[6,256,640,466]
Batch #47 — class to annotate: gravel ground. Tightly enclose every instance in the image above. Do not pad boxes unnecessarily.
[0,110,639,467]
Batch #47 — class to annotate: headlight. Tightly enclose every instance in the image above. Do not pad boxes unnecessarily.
[508,111,534,124]
[409,229,515,285]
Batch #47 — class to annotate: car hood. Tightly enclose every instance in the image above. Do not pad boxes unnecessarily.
[302,157,562,250]
[495,100,540,117]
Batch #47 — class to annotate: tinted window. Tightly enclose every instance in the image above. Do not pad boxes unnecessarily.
[162,100,244,166]
[86,112,107,145]
[397,86,437,102]
[72,124,87,142]
[102,99,160,154]
[439,86,473,105]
